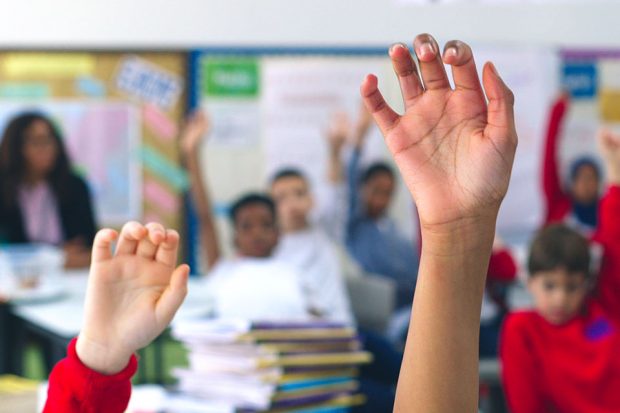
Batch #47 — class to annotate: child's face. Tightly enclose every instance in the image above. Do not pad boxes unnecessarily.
[234,204,279,258]
[270,177,313,233]
[528,268,590,325]
[362,173,394,219]
[22,120,58,177]
[571,164,599,205]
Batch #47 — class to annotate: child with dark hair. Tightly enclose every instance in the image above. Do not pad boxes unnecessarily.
[0,112,97,268]
[501,128,620,413]
[542,93,601,234]
[180,112,322,321]
[346,107,419,309]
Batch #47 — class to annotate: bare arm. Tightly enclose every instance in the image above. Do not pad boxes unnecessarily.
[361,35,517,412]
[180,111,221,270]
[326,112,349,184]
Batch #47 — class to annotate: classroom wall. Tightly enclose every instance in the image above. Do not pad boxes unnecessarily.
[0,0,619,49]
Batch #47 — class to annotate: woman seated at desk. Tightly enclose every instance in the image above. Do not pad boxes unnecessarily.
[0,112,97,268]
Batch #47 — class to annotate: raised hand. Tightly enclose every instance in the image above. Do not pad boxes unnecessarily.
[180,110,210,156]
[76,222,189,374]
[361,34,517,231]
[326,112,350,155]
[598,128,620,183]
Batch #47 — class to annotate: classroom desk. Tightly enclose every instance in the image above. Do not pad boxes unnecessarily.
[7,272,214,381]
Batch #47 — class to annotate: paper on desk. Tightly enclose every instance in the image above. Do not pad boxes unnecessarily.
[127,385,236,413]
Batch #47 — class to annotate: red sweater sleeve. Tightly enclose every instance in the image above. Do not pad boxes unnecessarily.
[542,96,572,224]
[500,314,548,413]
[592,185,620,319]
[43,338,137,413]
[487,249,518,282]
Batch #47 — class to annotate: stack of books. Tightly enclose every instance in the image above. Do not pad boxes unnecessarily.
[170,319,372,412]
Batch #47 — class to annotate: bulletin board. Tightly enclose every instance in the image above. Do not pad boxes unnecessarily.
[187,47,400,271]
[0,51,188,232]
[186,46,559,270]
[560,49,620,182]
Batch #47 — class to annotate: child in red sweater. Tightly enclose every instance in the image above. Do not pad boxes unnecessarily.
[501,128,620,413]
[43,34,517,413]
[542,93,602,234]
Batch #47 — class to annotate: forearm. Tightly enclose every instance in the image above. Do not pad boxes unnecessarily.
[327,148,344,183]
[185,153,221,268]
[542,98,568,203]
[395,217,496,413]
[346,148,362,217]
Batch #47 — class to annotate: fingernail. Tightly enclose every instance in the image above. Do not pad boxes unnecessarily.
[419,42,435,57]
[390,42,407,54]
[445,47,458,59]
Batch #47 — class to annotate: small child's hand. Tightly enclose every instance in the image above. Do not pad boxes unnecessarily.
[76,222,189,374]
[598,128,620,183]
[361,34,517,233]
[180,110,210,156]
[326,112,350,155]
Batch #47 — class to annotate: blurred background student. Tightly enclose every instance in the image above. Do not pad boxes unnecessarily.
[542,93,602,235]
[0,112,97,268]
[345,107,420,311]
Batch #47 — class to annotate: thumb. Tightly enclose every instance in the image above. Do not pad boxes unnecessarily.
[155,264,190,326]
[482,62,516,146]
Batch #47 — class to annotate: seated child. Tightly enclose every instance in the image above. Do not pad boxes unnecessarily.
[43,34,517,413]
[270,168,354,324]
[501,128,620,413]
[345,107,419,309]
[180,112,348,322]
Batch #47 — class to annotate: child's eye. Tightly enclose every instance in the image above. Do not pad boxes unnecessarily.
[543,282,555,291]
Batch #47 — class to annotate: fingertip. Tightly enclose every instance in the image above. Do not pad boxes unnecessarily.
[175,264,190,291]
[105,229,119,241]
[124,221,147,239]
[165,229,180,244]
[145,222,166,244]
[360,74,378,96]
[389,42,409,58]
[95,228,117,244]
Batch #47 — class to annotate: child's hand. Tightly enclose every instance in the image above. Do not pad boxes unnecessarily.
[326,112,350,156]
[180,110,210,156]
[76,222,189,374]
[361,34,517,233]
[598,128,620,184]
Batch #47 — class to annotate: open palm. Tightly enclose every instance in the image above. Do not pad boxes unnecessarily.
[78,222,189,373]
[361,35,517,229]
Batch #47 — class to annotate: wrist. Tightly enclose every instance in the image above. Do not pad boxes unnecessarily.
[608,168,620,185]
[76,333,133,375]
[420,214,497,258]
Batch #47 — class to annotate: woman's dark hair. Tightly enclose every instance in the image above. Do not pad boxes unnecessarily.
[528,224,591,278]
[361,161,395,184]
[229,192,276,225]
[0,112,73,207]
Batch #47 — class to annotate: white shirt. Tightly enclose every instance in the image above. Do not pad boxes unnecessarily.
[274,227,354,325]
[206,257,310,321]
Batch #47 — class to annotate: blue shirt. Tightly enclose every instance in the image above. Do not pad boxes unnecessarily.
[345,149,419,308]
